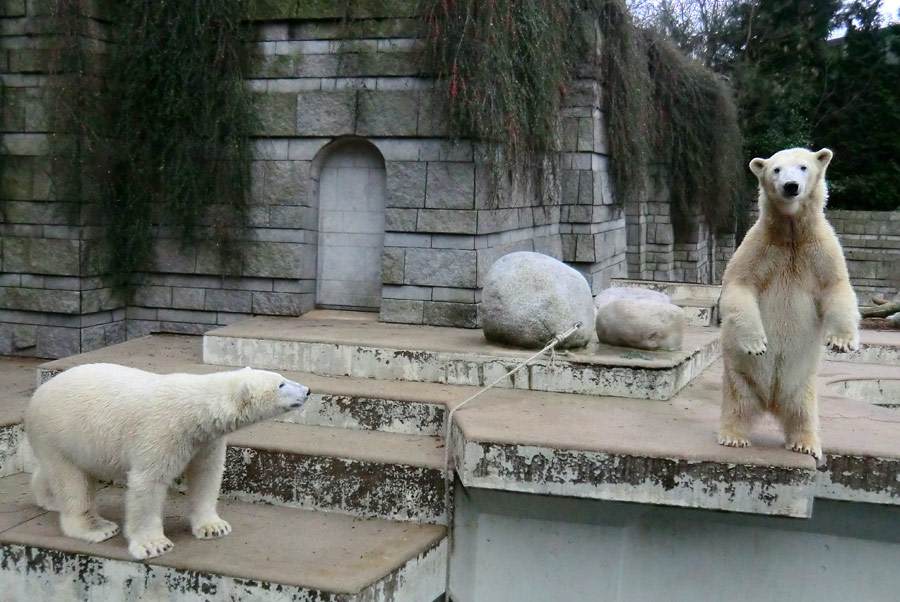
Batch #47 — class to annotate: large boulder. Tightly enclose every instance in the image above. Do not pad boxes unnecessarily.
[482,252,595,349]
[595,287,685,351]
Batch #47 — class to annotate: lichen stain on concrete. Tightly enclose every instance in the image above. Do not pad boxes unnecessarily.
[823,455,900,498]
[222,446,445,523]
[324,395,444,435]
[466,442,814,514]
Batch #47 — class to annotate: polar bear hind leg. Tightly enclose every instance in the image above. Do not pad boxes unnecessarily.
[775,376,822,461]
[38,453,119,543]
[718,365,763,448]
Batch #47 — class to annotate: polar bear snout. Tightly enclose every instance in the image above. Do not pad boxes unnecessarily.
[782,181,799,197]
[278,379,310,409]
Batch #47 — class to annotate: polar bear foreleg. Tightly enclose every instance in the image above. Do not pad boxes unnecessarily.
[186,438,232,540]
[718,365,762,448]
[822,282,860,353]
[38,453,120,543]
[124,470,173,559]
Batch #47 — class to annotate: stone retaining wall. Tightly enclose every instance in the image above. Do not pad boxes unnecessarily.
[827,210,900,301]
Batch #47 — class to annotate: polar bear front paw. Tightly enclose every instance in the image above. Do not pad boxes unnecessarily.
[826,331,859,353]
[736,333,767,356]
[128,535,174,560]
[192,518,231,539]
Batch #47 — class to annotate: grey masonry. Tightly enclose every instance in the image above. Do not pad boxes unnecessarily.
[2,1,894,358]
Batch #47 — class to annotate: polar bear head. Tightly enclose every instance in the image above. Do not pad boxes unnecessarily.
[234,368,310,425]
[749,147,833,216]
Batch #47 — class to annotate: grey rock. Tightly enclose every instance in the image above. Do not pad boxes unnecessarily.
[595,288,684,351]
[481,251,594,349]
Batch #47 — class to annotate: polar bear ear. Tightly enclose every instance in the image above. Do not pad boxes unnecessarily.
[749,158,766,177]
[815,148,833,169]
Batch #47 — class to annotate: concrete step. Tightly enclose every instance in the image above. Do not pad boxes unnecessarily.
[674,297,718,327]
[224,421,446,524]
[38,334,451,436]
[203,314,721,401]
[0,472,447,602]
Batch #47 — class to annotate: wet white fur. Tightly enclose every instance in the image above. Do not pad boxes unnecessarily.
[25,364,309,560]
[718,148,859,461]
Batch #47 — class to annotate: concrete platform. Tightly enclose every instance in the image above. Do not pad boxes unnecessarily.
[0,473,446,602]
[202,313,721,401]
[825,329,900,365]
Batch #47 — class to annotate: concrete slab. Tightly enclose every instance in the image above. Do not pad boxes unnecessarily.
[0,474,447,601]
[449,357,900,515]
[610,278,722,302]
[202,315,721,400]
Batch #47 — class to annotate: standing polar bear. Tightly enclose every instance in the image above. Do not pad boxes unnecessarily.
[718,147,859,461]
[26,364,309,560]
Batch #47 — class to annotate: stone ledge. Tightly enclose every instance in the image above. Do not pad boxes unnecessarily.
[0,473,447,601]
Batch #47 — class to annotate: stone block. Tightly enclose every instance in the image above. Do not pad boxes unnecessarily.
[296,90,356,137]
[251,291,305,315]
[269,205,317,229]
[425,163,474,210]
[385,208,417,232]
[11,322,36,350]
[172,288,207,310]
[477,209,518,234]
[424,300,478,328]
[157,308,219,325]
[417,91,449,137]
[36,326,80,358]
[243,241,308,279]
[356,90,418,137]
[252,92,297,136]
[385,161,426,208]
[204,289,252,313]
[3,200,69,225]
[2,237,80,276]
[383,284,431,300]
[0,0,26,17]
[2,156,34,200]
[432,287,476,303]
[382,247,404,284]
[263,160,309,205]
[81,287,120,314]
[133,285,172,308]
[380,298,423,324]
[153,238,197,273]
[417,209,477,234]
[404,248,476,288]
[3,86,25,131]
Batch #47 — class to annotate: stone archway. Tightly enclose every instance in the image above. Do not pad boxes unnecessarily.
[315,139,386,310]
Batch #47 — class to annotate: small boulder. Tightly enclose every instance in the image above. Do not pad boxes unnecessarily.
[482,252,594,349]
[595,288,685,351]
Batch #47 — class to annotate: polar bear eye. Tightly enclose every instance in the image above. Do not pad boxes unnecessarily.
[279,382,285,388]
[773,168,780,174]
[800,165,807,171]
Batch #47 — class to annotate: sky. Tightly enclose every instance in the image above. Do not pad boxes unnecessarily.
[882,0,900,22]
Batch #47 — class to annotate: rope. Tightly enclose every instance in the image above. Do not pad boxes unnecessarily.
[441,321,582,595]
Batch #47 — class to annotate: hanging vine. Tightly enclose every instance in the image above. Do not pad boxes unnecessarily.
[50,0,254,292]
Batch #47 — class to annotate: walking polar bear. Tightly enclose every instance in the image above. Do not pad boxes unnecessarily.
[26,364,309,559]
[717,147,859,461]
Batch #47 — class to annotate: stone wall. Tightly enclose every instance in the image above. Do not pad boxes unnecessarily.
[827,209,900,301]
[0,1,126,358]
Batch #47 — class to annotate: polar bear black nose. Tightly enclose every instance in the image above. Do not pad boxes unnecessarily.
[783,181,799,196]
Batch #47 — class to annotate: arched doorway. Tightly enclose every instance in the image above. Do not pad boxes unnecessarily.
[315,139,386,310]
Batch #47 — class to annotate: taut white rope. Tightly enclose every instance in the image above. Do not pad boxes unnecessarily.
[441,321,582,595]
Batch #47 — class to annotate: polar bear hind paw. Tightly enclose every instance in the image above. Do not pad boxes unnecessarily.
[737,334,767,356]
[826,332,859,353]
[787,435,822,462]
[192,518,231,539]
[128,535,174,560]
[717,432,751,448]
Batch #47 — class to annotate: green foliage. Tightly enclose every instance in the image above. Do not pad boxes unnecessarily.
[51,0,254,291]
[421,0,744,231]
[420,0,594,199]
[646,34,744,231]
[813,4,900,209]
